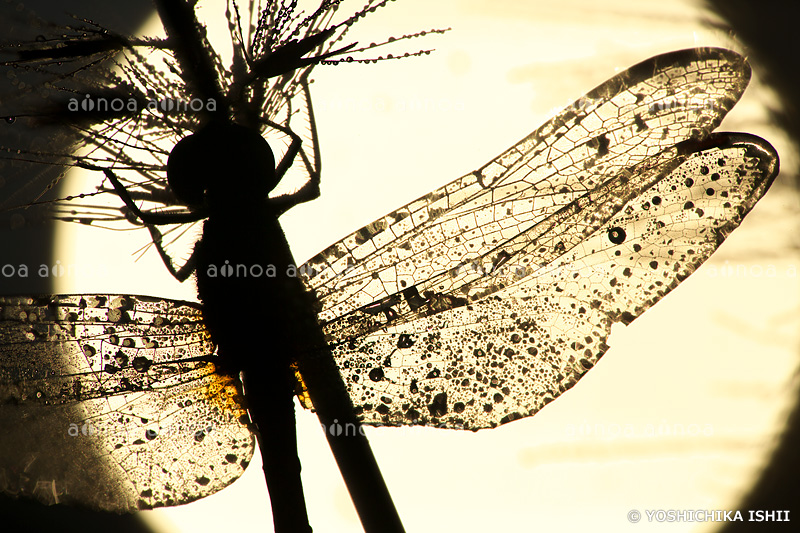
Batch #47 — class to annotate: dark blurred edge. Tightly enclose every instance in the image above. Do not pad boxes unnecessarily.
[0,2,160,533]
[703,1,800,531]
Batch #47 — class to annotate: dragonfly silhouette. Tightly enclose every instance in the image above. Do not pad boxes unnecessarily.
[0,1,780,532]
[0,1,445,531]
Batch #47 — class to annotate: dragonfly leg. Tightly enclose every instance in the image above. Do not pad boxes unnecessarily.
[77,163,205,282]
[145,224,197,282]
[77,163,207,225]
[267,118,305,184]
[265,81,323,215]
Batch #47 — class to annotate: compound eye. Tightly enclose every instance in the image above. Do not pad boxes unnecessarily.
[167,123,277,205]
[167,133,208,205]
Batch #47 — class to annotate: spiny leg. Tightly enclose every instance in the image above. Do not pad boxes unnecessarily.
[79,162,204,282]
[265,81,323,215]
[145,224,197,282]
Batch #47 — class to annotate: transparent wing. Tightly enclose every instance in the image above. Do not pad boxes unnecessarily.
[0,294,254,511]
[327,133,778,430]
[301,48,750,322]
[295,48,779,429]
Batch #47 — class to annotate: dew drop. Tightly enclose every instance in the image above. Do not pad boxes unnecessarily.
[115,351,129,367]
[397,333,415,348]
[428,392,448,417]
[132,356,152,373]
[607,227,626,245]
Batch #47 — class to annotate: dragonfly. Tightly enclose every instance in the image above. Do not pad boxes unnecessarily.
[0,1,446,531]
[0,0,780,532]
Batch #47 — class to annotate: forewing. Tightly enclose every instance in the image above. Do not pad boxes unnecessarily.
[300,48,750,322]
[0,295,254,511]
[325,133,777,430]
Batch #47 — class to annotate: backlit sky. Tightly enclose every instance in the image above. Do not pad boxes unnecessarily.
[53,1,800,532]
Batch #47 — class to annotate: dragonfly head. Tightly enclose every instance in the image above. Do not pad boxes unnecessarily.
[167,122,277,207]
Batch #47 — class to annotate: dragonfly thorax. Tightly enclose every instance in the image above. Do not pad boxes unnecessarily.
[166,122,277,207]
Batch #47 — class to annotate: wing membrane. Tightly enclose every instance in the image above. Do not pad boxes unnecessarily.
[0,294,254,511]
[301,48,750,322]
[327,133,778,429]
